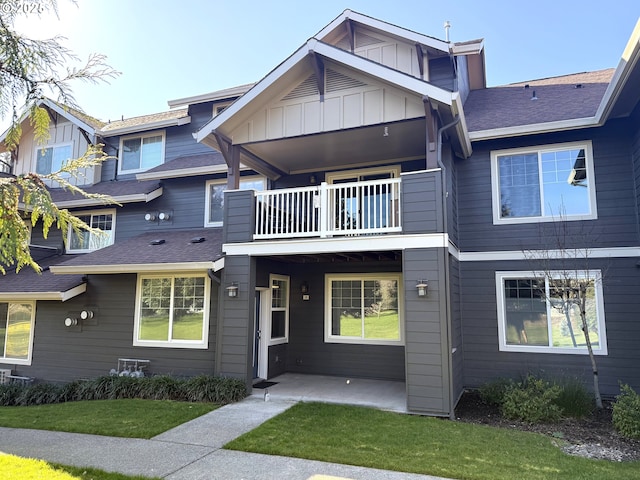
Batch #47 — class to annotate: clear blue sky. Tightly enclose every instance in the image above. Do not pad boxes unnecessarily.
[10,0,640,124]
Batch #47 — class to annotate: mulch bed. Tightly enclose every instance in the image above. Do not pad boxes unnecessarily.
[454,391,640,462]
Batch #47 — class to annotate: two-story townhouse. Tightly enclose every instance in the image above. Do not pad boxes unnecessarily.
[1,10,638,417]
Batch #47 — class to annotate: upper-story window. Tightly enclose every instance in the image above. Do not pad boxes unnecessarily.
[35,142,72,175]
[204,177,266,227]
[119,132,165,174]
[67,209,116,253]
[491,141,597,224]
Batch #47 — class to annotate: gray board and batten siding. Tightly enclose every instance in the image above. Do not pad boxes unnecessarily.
[12,274,219,382]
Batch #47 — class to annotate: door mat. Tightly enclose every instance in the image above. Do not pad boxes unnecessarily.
[253,381,278,389]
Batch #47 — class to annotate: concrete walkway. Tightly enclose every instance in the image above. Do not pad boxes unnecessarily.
[0,396,453,480]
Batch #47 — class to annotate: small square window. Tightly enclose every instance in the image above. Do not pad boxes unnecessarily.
[204,177,265,227]
[67,210,116,253]
[35,143,73,175]
[119,132,165,174]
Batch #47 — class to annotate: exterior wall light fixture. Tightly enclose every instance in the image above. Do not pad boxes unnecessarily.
[416,280,428,297]
[226,282,239,298]
[158,212,171,221]
[64,317,79,327]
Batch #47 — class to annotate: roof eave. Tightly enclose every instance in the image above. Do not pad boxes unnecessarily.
[167,84,255,108]
[136,165,249,181]
[100,116,191,137]
[0,283,86,302]
[469,117,599,142]
[316,9,450,53]
[53,187,163,208]
[51,262,219,275]
[595,18,640,121]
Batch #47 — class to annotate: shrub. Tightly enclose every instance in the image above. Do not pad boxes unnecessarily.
[183,375,247,404]
[16,383,61,406]
[501,375,562,424]
[0,383,23,406]
[553,377,593,419]
[479,378,514,406]
[139,375,182,400]
[613,384,640,439]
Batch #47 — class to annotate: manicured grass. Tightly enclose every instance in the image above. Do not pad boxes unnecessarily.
[0,453,160,480]
[225,402,640,480]
[0,399,216,438]
[339,310,399,340]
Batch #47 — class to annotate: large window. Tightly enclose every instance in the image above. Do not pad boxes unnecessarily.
[325,274,402,345]
[495,271,607,355]
[491,141,597,224]
[204,177,265,227]
[119,132,165,173]
[269,274,289,345]
[35,143,72,175]
[134,273,210,349]
[67,210,116,253]
[0,302,35,365]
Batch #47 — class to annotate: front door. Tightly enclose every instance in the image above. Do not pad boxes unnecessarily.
[253,288,269,379]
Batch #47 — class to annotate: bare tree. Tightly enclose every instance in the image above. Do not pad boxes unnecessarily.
[523,215,605,409]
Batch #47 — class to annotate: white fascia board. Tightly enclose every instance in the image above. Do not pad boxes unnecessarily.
[51,261,217,275]
[0,283,86,302]
[451,92,472,157]
[223,233,448,256]
[450,40,484,56]
[469,116,598,142]
[100,116,191,137]
[41,100,97,136]
[167,83,255,108]
[316,9,449,53]
[196,45,311,143]
[459,246,640,262]
[595,18,640,121]
[212,257,225,272]
[312,41,453,105]
[136,165,249,181]
[54,187,163,208]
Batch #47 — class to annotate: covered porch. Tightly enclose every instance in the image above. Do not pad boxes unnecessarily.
[251,373,407,412]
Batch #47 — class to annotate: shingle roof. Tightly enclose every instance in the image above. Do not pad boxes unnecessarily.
[49,179,162,205]
[0,254,85,296]
[99,109,189,134]
[464,69,615,133]
[48,101,106,130]
[51,228,224,272]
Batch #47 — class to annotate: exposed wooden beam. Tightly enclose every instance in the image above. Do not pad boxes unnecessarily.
[415,43,425,80]
[346,19,355,52]
[239,146,286,180]
[310,52,325,101]
[213,133,239,189]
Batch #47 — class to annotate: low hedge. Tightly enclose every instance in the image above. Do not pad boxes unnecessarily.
[0,374,247,407]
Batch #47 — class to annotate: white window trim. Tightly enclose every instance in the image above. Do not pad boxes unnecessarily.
[118,131,166,175]
[324,273,404,346]
[490,141,597,225]
[269,274,289,346]
[204,176,266,227]
[133,272,210,349]
[33,141,73,175]
[326,165,401,184]
[495,270,607,355]
[66,209,117,254]
[0,301,36,366]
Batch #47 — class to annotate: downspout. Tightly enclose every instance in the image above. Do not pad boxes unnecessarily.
[436,115,460,419]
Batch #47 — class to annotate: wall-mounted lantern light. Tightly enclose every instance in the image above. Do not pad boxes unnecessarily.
[416,280,428,297]
[64,317,79,327]
[226,282,239,298]
[300,281,309,294]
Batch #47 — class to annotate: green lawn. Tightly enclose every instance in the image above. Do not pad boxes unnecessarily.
[139,313,203,341]
[338,310,399,340]
[0,399,216,438]
[226,402,639,480]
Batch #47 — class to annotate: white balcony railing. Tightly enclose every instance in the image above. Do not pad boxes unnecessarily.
[254,178,401,239]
